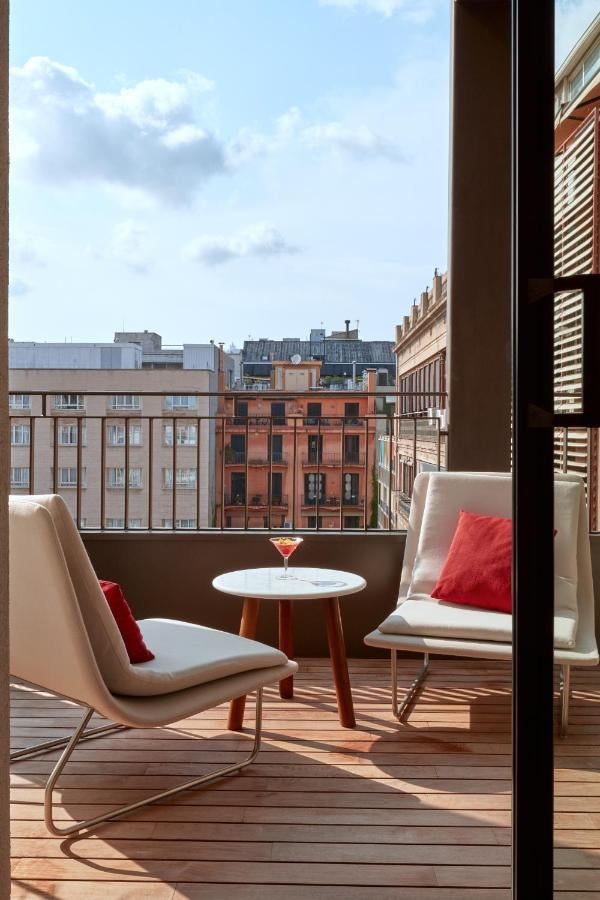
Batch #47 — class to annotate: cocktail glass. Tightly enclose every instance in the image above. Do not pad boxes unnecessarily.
[270,536,303,579]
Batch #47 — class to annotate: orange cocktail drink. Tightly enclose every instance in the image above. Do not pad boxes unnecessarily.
[269,536,303,579]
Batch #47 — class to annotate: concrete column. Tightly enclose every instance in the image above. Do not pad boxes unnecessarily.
[0,0,9,893]
[447,0,511,471]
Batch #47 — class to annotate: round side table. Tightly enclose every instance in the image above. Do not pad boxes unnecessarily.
[212,566,366,729]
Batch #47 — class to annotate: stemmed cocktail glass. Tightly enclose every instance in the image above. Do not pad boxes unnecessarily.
[269,536,303,579]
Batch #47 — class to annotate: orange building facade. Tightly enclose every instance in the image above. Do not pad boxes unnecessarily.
[217,362,379,529]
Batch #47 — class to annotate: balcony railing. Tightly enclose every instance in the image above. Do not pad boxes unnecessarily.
[300,453,365,467]
[225,494,288,507]
[8,389,447,532]
[224,448,246,464]
[302,495,363,507]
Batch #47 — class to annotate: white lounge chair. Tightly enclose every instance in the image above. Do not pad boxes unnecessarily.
[365,472,599,735]
[9,494,297,835]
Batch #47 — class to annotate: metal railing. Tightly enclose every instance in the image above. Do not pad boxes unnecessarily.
[301,495,363,507]
[225,494,288,507]
[8,389,448,532]
[299,453,365,467]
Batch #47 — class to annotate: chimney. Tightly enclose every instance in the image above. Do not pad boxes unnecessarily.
[345,319,350,337]
[432,268,442,303]
[366,368,377,412]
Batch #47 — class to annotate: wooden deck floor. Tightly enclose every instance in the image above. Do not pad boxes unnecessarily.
[8,658,600,899]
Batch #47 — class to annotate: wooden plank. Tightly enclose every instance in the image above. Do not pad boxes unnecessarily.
[8,658,600,898]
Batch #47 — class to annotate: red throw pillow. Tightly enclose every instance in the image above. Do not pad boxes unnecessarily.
[99,580,155,663]
[431,510,513,613]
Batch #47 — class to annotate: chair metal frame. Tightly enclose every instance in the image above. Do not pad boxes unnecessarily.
[390,650,571,737]
[10,688,263,836]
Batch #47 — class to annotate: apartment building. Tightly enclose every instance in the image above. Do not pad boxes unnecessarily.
[8,333,232,529]
[217,351,385,530]
[378,270,448,529]
[554,12,600,529]
[240,321,395,387]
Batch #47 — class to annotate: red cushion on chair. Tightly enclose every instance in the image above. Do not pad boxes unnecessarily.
[99,580,155,663]
[430,510,513,613]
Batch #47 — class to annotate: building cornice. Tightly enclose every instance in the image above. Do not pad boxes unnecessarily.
[393,299,447,355]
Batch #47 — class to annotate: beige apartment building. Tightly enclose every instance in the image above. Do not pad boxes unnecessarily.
[554,13,600,529]
[378,270,448,529]
[8,333,231,529]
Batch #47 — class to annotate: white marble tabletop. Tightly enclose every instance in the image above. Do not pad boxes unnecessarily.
[212,566,366,601]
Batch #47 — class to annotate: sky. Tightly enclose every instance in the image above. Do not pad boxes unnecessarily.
[8,0,600,348]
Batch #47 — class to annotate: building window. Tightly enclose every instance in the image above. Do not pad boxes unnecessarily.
[230,471,246,504]
[164,395,197,410]
[307,434,323,464]
[270,434,283,462]
[568,40,600,101]
[107,424,143,446]
[307,515,324,528]
[10,423,30,445]
[56,467,86,488]
[10,467,29,489]
[271,401,286,426]
[343,472,359,504]
[401,461,414,498]
[161,518,197,529]
[344,516,361,529]
[106,518,143,529]
[110,394,141,411]
[58,423,86,446]
[305,472,325,503]
[344,402,360,425]
[226,433,246,463]
[9,394,31,410]
[271,471,283,504]
[305,402,321,426]
[233,400,248,425]
[54,394,84,410]
[107,466,143,489]
[163,423,198,446]
[163,467,197,489]
[344,435,360,464]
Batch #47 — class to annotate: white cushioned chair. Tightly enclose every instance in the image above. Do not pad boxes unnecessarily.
[9,495,297,835]
[365,472,599,735]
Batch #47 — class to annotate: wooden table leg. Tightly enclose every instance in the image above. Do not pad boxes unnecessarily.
[323,596,356,728]
[227,597,260,731]
[278,599,294,699]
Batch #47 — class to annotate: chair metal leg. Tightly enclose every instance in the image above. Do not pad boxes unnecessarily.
[10,720,129,762]
[43,688,264,836]
[389,654,572,734]
[391,649,430,721]
[559,664,570,738]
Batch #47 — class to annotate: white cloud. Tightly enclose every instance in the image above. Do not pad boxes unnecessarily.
[111,220,153,273]
[10,57,226,206]
[182,224,299,266]
[10,57,407,209]
[301,122,408,162]
[556,1,600,67]
[10,237,46,268]
[9,278,30,298]
[320,0,436,21]
[229,105,407,166]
